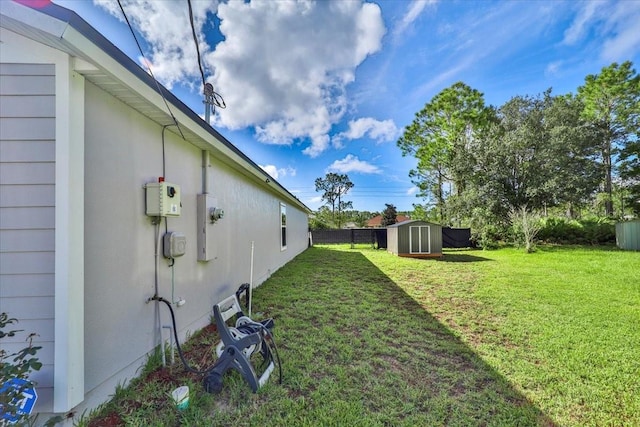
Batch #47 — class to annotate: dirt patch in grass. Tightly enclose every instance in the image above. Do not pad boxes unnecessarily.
[87,413,123,427]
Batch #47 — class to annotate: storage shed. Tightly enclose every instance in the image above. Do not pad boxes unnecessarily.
[387,220,442,258]
[616,220,640,251]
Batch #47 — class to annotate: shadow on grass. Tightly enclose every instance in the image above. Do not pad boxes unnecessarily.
[438,253,492,263]
[256,246,557,426]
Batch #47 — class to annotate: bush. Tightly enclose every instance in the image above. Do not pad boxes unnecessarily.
[1,312,43,425]
[538,217,615,245]
[509,207,543,253]
[473,223,505,249]
[309,217,330,230]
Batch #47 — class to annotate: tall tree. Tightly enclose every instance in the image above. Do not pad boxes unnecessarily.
[314,173,354,227]
[543,94,602,217]
[336,200,354,228]
[381,204,398,227]
[577,61,640,216]
[463,95,543,233]
[462,91,602,243]
[397,82,495,223]
[619,139,640,215]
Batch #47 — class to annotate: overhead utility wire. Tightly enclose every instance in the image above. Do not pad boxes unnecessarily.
[187,0,226,113]
[117,0,185,139]
[187,0,206,88]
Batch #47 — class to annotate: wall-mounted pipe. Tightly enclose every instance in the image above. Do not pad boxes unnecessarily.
[161,325,174,367]
[202,150,210,194]
[249,241,255,316]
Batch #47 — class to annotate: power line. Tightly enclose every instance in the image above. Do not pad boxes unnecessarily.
[117,0,185,139]
[186,0,226,116]
[186,0,206,88]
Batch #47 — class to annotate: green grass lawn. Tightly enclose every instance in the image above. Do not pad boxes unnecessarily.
[85,245,640,427]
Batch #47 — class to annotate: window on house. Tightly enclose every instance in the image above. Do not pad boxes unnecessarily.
[280,203,287,250]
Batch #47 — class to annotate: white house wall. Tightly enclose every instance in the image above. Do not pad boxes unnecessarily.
[81,80,308,411]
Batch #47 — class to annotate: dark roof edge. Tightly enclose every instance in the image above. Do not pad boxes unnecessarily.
[387,220,437,228]
[21,1,310,213]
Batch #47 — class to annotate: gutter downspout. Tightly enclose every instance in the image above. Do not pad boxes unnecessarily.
[202,150,210,194]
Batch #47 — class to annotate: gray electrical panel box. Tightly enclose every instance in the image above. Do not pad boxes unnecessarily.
[197,194,221,261]
[164,231,186,258]
[145,181,181,217]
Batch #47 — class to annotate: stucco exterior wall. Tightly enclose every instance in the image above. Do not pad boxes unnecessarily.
[82,80,308,406]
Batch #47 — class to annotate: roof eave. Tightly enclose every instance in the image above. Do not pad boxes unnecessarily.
[1,1,311,213]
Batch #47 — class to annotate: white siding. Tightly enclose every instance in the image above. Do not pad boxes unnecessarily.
[0,63,56,403]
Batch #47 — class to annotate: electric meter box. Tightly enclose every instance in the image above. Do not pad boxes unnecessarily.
[197,194,221,262]
[164,231,186,258]
[145,182,181,217]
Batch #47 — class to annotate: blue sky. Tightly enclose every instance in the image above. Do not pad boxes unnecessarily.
[54,0,640,213]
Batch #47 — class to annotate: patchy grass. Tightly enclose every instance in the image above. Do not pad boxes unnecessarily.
[83,245,639,426]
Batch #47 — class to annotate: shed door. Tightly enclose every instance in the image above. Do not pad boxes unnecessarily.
[409,225,431,254]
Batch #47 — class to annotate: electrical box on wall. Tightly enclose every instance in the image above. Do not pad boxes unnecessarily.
[145,181,181,217]
[164,231,186,258]
[197,194,222,261]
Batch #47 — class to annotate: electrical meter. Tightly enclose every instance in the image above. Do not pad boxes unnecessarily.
[197,194,223,261]
[145,181,181,217]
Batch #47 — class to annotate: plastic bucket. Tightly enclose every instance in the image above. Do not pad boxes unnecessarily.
[171,386,189,410]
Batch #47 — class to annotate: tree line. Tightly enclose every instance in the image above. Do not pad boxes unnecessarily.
[311,173,404,229]
[397,61,639,247]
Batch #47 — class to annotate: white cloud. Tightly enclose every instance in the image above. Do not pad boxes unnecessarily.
[332,117,399,148]
[207,1,386,157]
[600,1,640,62]
[409,1,558,103]
[563,1,640,63]
[303,134,331,158]
[95,0,218,89]
[562,1,602,45]
[545,61,561,76]
[259,164,296,180]
[327,154,381,174]
[393,0,438,40]
[407,186,419,196]
[95,0,386,158]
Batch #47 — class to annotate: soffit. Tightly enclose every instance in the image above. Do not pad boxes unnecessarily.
[1,2,310,212]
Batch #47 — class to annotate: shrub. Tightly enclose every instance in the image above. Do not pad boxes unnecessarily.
[473,223,504,249]
[509,207,543,253]
[0,312,42,425]
[538,217,615,244]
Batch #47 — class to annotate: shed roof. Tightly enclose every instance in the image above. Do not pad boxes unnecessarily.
[387,219,440,228]
[1,0,310,213]
[366,214,410,227]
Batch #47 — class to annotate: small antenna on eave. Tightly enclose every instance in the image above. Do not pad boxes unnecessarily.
[204,83,214,124]
[203,82,226,125]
